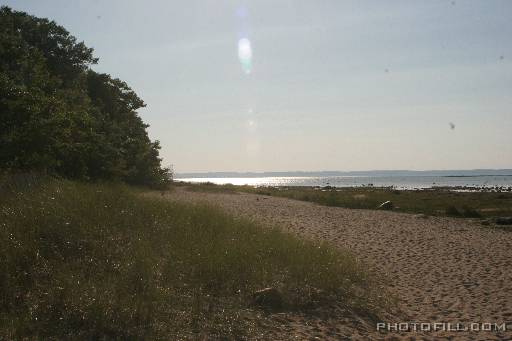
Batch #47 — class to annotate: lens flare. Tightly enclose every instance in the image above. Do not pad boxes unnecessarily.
[238,38,252,74]
[235,6,248,19]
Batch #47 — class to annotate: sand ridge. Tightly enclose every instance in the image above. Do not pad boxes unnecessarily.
[165,187,512,340]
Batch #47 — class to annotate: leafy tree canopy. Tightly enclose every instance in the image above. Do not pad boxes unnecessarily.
[0,6,170,187]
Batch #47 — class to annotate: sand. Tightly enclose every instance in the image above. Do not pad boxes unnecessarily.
[164,187,512,340]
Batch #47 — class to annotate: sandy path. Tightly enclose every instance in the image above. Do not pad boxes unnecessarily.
[165,188,512,340]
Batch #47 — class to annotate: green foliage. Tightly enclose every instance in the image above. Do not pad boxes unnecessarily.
[0,176,379,339]
[185,183,512,218]
[0,6,169,187]
[445,205,482,218]
[460,206,482,218]
[445,205,462,217]
[185,181,240,193]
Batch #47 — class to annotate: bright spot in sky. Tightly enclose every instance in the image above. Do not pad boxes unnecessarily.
[238,38,252,74]
[235,6,248,19]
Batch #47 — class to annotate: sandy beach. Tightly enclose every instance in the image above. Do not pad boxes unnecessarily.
[166,187,512,340]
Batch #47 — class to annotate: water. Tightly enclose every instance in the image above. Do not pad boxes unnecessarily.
[176,175,512,190]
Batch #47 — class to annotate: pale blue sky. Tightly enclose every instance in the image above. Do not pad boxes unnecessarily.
[3,0,512,172]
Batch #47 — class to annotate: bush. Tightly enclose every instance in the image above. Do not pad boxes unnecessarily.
[461,206,481,218]
[445,205,462,216]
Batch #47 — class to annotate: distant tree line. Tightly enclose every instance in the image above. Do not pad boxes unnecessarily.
[0,6,171,187]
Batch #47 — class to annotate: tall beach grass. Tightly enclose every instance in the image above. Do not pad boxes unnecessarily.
[0,175,379,339]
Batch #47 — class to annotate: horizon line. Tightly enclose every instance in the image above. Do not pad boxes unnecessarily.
[175,168,512,176]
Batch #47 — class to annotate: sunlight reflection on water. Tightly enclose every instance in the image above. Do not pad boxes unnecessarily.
[175,176,512,190]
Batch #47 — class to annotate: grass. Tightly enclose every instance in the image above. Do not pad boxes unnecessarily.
[183,182,512,219]
[0,175,380,339]
[182,181,240,194]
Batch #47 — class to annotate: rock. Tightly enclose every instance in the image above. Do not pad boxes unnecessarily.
[415,214,429,219]
[480,219,491,226]
[251,287,283,310]
[378,200,393,210]
[495,217,512,225]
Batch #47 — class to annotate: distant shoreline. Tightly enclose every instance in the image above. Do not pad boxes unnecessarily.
[176,169,512,179]
[176,181,512,193]
[175,173,512,192]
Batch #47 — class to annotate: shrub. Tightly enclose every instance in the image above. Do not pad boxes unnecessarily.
[445,205,462,216]
[461,206,481,218]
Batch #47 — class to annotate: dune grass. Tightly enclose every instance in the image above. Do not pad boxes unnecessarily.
[182,181,240,194]
[0,175,379,339]
[182,182,512,219]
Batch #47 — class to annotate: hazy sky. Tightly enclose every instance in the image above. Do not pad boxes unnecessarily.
[3,0,512,172]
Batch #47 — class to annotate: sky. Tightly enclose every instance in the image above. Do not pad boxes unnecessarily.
[3,0,512,172]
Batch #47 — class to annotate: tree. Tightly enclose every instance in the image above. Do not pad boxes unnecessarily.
[0,6,170,187]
